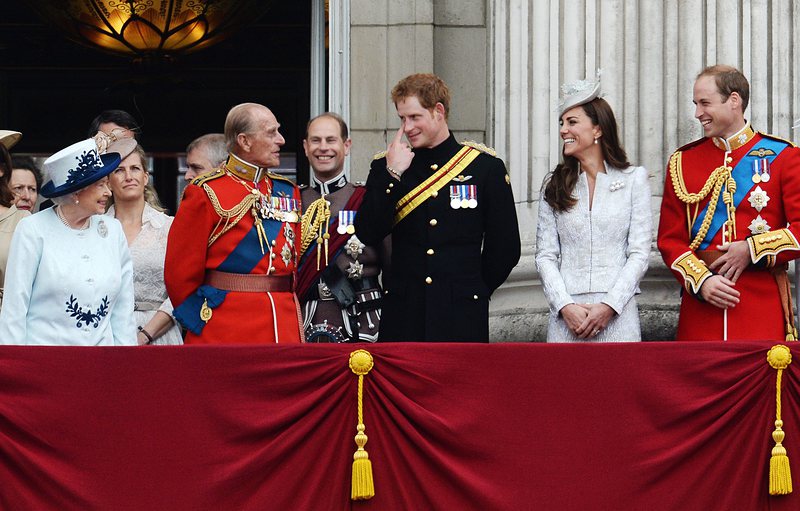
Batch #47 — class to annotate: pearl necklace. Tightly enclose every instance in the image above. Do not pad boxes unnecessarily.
[56,206,90,231]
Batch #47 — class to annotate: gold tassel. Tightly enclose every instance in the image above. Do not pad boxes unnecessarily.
[299,195,331,269]
[767,344,793,495]
[349,349,375,500]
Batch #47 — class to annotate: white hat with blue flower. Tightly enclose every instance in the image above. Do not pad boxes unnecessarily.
[41,137,135,198]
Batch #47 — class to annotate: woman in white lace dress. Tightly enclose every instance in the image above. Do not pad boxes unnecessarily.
[107,144,182,345]
[535,75,652,342]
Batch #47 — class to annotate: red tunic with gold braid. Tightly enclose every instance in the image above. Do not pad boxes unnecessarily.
[658,124,800,341]
[165,154,303,344]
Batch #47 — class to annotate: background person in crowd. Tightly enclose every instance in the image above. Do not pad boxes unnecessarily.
[658,64,800,341]
[165,103,304,344]
[0,131,31,306]
[355,73,520,342]
[298,113,389,343]
[535,73,652,342]
[105,140,182,345]
[10,156,42,212]
[185,133,226,182]
[87,109,141,141]
[0,137,136,345]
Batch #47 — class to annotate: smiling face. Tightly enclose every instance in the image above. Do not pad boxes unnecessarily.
[9,168,38,211]
[693,75,744,139]
[303,116,351,180]
[395,95,449,149]
[559,105,601,159]
[75,176,112,215]
[108,151,147,203]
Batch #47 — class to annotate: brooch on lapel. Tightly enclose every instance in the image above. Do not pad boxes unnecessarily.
[609,180,625,192]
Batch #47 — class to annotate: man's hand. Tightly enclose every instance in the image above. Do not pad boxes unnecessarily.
[385,126,414,179]
[709,240,751,283]
[574,303,616,339]
[699,275,741,309]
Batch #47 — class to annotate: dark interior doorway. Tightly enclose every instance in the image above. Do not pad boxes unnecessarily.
[0,2,312,213]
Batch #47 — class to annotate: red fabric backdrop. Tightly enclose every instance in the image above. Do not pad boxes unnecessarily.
[0,342,798,510]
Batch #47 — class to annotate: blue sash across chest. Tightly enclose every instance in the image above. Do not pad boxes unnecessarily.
[217,178,295,273]
[692,137,788,250]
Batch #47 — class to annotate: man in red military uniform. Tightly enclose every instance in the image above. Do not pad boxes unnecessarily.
[165,103,303,344]
[658,65,800,341]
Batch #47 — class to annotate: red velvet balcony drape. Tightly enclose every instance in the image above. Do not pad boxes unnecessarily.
[0,342,797,510]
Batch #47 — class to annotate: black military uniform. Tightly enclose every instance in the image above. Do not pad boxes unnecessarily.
[355,133,520,342]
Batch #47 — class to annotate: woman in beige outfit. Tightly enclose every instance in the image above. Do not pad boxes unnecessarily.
[0,131,30,302]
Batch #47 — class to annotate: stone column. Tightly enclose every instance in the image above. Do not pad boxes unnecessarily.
[489,0,800,341]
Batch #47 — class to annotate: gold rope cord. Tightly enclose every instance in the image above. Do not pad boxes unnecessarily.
[668,152,732,249]
[203,184,256,247]
[300,196,331,269]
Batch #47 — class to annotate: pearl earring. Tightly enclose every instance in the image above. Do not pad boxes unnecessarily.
[594,137,600,145]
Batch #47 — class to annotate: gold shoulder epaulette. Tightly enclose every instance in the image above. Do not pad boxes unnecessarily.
[267,172,297,185]
[192,168,224,186]
[759,132,797,148]
[372,150,387,160]
[461,140,497,157]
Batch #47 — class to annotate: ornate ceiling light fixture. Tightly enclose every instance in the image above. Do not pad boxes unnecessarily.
[26,0,273,65]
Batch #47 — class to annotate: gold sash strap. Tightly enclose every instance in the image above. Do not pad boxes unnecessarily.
[393,146,480,226]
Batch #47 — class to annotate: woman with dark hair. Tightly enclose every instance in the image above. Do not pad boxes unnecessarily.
[535,74,652,342]
[106,143,182,345]
[0,131,31,305]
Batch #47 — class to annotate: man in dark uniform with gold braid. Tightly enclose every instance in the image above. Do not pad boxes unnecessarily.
[355,73,521,342]
[297,113,389,342]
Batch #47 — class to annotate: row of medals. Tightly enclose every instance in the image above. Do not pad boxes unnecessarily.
[450,184,478,209]
[253,189,299,223]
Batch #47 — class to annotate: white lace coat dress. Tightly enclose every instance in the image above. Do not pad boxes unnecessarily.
[535,164,652,342]
[107,204,183,345]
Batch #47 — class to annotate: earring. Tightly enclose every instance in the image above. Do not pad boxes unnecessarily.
[594,137,600,145]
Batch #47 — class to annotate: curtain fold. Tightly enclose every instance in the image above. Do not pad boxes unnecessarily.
[0,342,796,510]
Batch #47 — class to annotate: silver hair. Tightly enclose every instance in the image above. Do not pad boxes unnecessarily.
[224,103,265,153]
[187,133,227,167]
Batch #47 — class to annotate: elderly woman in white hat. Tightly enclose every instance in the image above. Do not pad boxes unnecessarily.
[535,72,652,342]
[0,137,137,345]
[0,130,31,305]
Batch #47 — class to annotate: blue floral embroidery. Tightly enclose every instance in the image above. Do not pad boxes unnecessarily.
[65,151,103,186]
[65,295,109,328]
